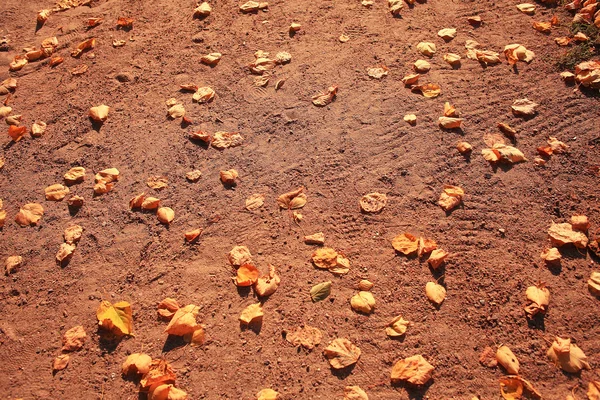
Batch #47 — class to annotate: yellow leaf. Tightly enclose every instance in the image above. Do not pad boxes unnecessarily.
[257,388,279,400]
[239,303,263,324]
[359,192,387,213]
[15,203,44,226]
[386,316,411,337]
[254,265,280,297]
[53,354,70,372]
[344,386,368,400]
[235,263,259,287]
[425,282,446,305]
[96,300,133,336]
[588,382,600,400]
[390,354,434,385]
[548,222,588,248]
[323,338,361,369]
[496,345,520,374]
[228,245,252,266]
[350,291,375,314]
[391,233,418,255]
[165,304,199,336]
[122,353,152,376]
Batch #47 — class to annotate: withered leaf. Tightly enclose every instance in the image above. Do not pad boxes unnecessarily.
[392,233,418,255]
[53,354,70,372]
[212,132,244,149]
[62,325,86,351]
[390,355,434,385]
[312,86,338,106]
[71,38,96,57]
[5,256,23,275]
[428,249,449,269]
[220,169,238,185]
[496,345,520,374]
[239,303,263,324]
[140,359,176,390]
[548,222,588,248]
[256,389,279,400]
[254,265,280,297]
[359,192,387,213]
[547,337,590,373]
[512,98,538,116]
[277,187,307,209]
[64,167,85,184]
[245,193,265,210]
[386,316,411,337]
[193,87,215,103]
[412,83,441,98]
[229,245,252,266]
[15,203,44,226]
[416,42,436,57]
[438,185,464,211]
[89,104,109,121]
[344,386,368,400]
[588,271,600,296]
[286,325,322,349]
[157,298,179,320]
[165,304,199,336]
[323,338,361,369]
[96,300,133,336]
[64,225,83,245]
[350,291,375,314]
[122,353,152,376]
[235,263,259,287]
[157,207,175,224]
[425,282,446,305]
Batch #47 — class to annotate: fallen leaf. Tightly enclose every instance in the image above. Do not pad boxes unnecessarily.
[71,38,95,57]
[49,56,64,67]
[67,195,84,207]
[239,303,263,324]
[167,104,185,119]
[112,40,126,47]
[87,17,104,27]
[64,167,85,184]
[439,117,463,129]
[574,61,600,88]
[45,184,70,201]
[122,353,152,376]
[479,346,498,368]
[428,249,449,269]
[548,137,568,154]
[229,245,252,266]
[5,255,23,275]
[305,232,325,245]
[472,50,501,65]
[220,169,239,185]
[416,42,436,57]
[31,121,47,137]
[312,248,350,274]
[189,130,211,143]
[367,66,389,79]
[116,17,134,29]
[555,37,572,46]
[412,83,441,98]
[548,222,588,248]
[185,170,202,182]
[8,125,27,142]
[96,300,133,336]
[401,73,420,86]
[140,359,176,390]
[438,28,457,40]
[498,123,517,139]
[540,247,561,263]
[277,187,307,209]
[388,0,403,15]
[312,86,338,106]
[240,0,261,12]
[392,233,419,255]
[37,9,51,24]
[310,281,332,302]
[0,106,12,118]
[517,3,536,14]
[417,237,437,257]
[532,21,552,33]
[286,325,322,349]
[443,53,462,66]
[53,354,70,372]
[359,192,387,213]
[425,282,446,305]
[62,325,86,351]
[390,355,434,385]
[192,87,215,103]
[275,51,292,64]
[201,52,222,66]
[344,386,368,400]
[157,298,180,320]
[15,203,44,226]
[500,376,542,400]
[71,64,88,75]
[290,22,301,32]
[512,98,538,116]
[413,59,431,73]
[358,279,374,291]
[141,197,160,210]
[404,114,417,125]
[467,16,482,25]
[256,388,279,400]
[588,382,600,400]
[457,141,472,153]
[254,265,280,297]
[89,104,109,121]
[524,282,550,317]
[235,263,259,287]
[147,176,168,190]
[165,304,199,336]
[438,185,464,211]
[547,337,590,373]
[64,225,83,245]
[245,194,265,210]
[157,207,174,224]
[588,271,600,296]
[504,44,535,65]
[5,115,23,126]
[212,132,244,149]
[323,338,361,369]
[339,34,350,42]
[386,316,411,337]
[350,291,375,314]
[194,2,211,17]
[275,79,285,90]
[482,144,527,164]
[496,345,520,374]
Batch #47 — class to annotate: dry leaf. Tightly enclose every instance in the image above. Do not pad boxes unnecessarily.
[235,263,259,287]
[64,167,85,184]
[96,300,133,336]
[504,44,535,65]
[0,106,12,118]
[358,280,374,291]
[496,345,520,374]
[401,74,420,86]
[416,42,436,57]
[310,281,332,302]
[312,248,350,274]
[157,298,180,320]
[548,137,568,154]
[157,207,174,224]
[428,249,449,269]
[87,17,104,27]
[425,282,446,305]
[37,9,51,23]
[193,87,215,103]
[404,114,417,125]
[53,354,70,372]
[588,271,600,296]
[277,187,307,209]
[212,132,244,149]
[339,34,350,42]
[141,197,160,210]
[392,233,418,255]
[367,66,389,79]
[49,56,64,67]
[167,104,185,119]
[540,247,561,263]
[9,56,28,72]
[413,60,431,73]
[122,353,152,376]
[71,38,96,57]
[498,123,517,139]
[112,40,126,47]
[547,337,590,373]
[275,51,291,64]
[390,355,434,385]
[304,232,325,245]
[245,194,265,210]
[479,346,498,368]
[588,382,600,400]
[71,64,88,75]
[189,130,211,143]
[512,99,538,116]
[457,141,472,153]
[471,50,501,65]
[286,325,322,349]
[194,2,211,17]
[275,79,285,90]
[360,192,387,213]
[350,291,375,314]
[439,117,463,129]
[438,185,464,211]
[344,386,368,400]
[499,376,543,400]
[239,303,263,324]
[443,53,461,66]
[412,83,441,98]
[220,169,238,185]
[5,255,23,275]
[323,338,361,369]
[15,203,44,226]
[5,115,23,126]
[517,3,536,14]
[89,104,109,121]
[185,170,202,182]
[240,1,260,12]
[64,225,83,245]
[533,21,552,33]
[147,176,168,190]
[548,222,588,248]
[555,37,572,46]
[438,28,457,40]
[388,0,403,15]
[256,388,279,400]
[386,316,411,337]
[467,16,482,25]
[574,61,600,89]
[116,17,134,29]
[45,184,70,201]
[62,325,86,351]
[482,144,526,164]
[524,282,550,317]
[165,304,199,336]
[8,125,27,142]
[312,86,338,106]
[31,121,47,137]
[201,52,222,66]
[67,195,84,207]
[255,265,280,297]
[140,359,176,390]
[418,237,437,257]
[229,245,252,266]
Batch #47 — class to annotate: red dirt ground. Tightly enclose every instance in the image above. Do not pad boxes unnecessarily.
[1,0,600,399]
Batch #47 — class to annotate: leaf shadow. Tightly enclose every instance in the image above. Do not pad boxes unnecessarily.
[240,317,263,334]
[330,362,357,380]
[162,334,187,353]
[392,379,433,399]
[526,312,546,331]
[98,331,125,353]
[89,118,104,132]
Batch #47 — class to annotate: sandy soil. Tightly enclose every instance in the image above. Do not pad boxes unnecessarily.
[1,0,599,399]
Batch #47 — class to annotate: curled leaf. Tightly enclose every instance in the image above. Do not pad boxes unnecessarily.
[547,337,590,373]
[277,187,306,209]
[165,304,199,336]
[96,300,133,336]
[312,86,338,106]
[524,282,550,317]
[235,263,259,287]
[62,325,87,351]
[229,245,252,266]
[386,316,411,337]
[548,222,588,248]
[254,265,280,297]
[239,303,263,324]
[496,345,520,374]
[122,353,152,376]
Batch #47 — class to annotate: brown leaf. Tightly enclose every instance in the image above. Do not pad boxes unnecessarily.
[524,282,550,317]
[5,255,23,275]
[532,21,552,33]
[412,83,441,98]
[192,86,215,103]
[456,141,472,154]
[312,247,350,274]
[350,291,376,314]
[64,225,83,245]
[416,42,436,57]
[547,337,590,373]
[359,192,387,213]
[157,298,179,320]
[140,359,176,390]
[15,203,44,226]
[496,345,520,374]
[548,222,588,248]
[228,245,252,266]
[201,52,222,66]
[479,346,498,368]
[194,2,212,17]
[286,325,322,349]
[401,74,420,86]
[71,38,96,57]
[323,338,361,369]
[500,376,542,400]
[45,184,70,201]
[427,249,449,269]
[53,354,70,372]
[256,388,279,400]
[390,354,434,385]
[277,187,307,209]
[540,247,561,263]
[157,207,174,224]
[439,116,463,129]
[239,303,263,324]
[312,86,338,106]
[122,353,152,376]
[235,263,259,287]
[184,228,202,243]
[31,121,47,136]
[62,325,86,351]
[425,282,446,305]
[498,123,517,139]
[116,17,134,28]
[254,265,280,297]
[438,185,464,211]
[220,169,238,185]
[588,382,600,400]
[185,170,202,182]
[212,132,244,149]
[512,98,538,116]
[386,316,411,337]
[344,386,368,400]
[588,271,600,296]
[141,197,160,210]
[570,215,589,231]
[392,233,419,255]
[165,304,199,336]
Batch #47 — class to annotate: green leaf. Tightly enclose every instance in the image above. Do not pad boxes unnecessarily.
[310,281,331,302]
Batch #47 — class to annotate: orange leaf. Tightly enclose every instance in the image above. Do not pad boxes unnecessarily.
[235,263,259,286]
